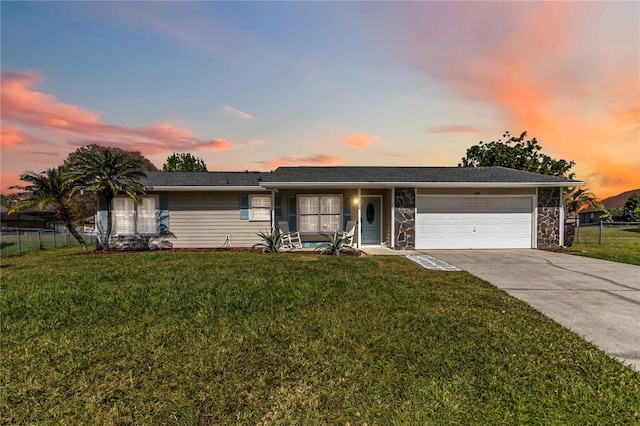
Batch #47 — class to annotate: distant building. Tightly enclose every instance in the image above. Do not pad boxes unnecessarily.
[578,189,640,225]
[0,206,55,229]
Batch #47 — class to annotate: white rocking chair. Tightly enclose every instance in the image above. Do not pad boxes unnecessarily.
[277,221,302,249]
[338,220,356,246]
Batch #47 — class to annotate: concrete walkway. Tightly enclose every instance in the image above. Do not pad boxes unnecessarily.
[421,249,640,371]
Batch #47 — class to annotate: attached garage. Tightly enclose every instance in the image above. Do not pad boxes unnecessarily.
[415,195,534,249]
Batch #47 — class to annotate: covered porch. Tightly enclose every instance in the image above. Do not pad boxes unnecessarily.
[266,187,412,250]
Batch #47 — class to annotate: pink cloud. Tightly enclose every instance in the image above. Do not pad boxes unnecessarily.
[1,70,234,156]
[344,133,381,149]
[0,125,30,148]
[247,139,266,146]
[223,105,253,120]
[200,139,232,151]
[254,154,343,170]
[427,125,483,134]
[400,2,639,198]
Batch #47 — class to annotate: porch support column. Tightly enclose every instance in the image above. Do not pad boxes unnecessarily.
[271,190,276,231]
[357,187,362,249]
[391,187,395,249]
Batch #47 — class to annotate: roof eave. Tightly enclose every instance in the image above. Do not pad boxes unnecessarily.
[148,185,267,192]
[260,181,584,189]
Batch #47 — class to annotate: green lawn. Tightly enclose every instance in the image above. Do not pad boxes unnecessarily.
[572,224,640,265]
[2,251,639,424]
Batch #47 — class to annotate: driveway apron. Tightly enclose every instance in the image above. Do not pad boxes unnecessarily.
[422,249,640,371]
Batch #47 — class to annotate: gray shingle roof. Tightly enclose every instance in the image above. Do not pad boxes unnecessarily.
[261,166,582,185]
[142,167,583,189]
[143,171,265,187]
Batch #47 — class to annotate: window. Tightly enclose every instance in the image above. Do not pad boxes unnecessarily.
[113,196,158,235]
[137,197,158,233]
[298,195,341,233]
[114,197,135,234]
[250,195,271,221]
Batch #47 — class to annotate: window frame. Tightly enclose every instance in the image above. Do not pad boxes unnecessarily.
[136,196,159,234]
[112,195,159,235]
[249,194,271,222]
[113,197,135,235]
[297,194,342,234]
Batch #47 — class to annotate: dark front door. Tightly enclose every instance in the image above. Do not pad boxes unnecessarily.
[361,196,381,245]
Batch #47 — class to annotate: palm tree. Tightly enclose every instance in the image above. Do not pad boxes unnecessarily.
[66,146,147,249]
[564,187,602,219]
[9,167,88,251]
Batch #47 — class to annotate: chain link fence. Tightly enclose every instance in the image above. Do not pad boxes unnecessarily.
[573,222,640,245]
[0,228,97,257]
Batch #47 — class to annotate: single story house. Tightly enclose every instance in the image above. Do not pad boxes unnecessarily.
[97,166,583,250]
[578,189,639,225]
[1,205,55,230]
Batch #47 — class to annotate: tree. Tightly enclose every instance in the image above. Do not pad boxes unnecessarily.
[0,193,22,209]
[66,146,147,249]
[621,194,640,222]
[60,145,157,235]
[64,144,159,171]
[163,153,208,172]
[8,167,88,251]
[459,131,575,178]
[564,187,602,219]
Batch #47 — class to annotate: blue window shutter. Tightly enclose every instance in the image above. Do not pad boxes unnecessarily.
[240,195,249,220]
[343,195,351,230]
[275,196,282,219]
[99,195,108,234]
[288,195,297,231]
[159,196,170,235]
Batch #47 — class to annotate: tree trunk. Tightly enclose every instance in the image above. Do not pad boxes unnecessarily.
[60,207,87,251]
[104,197,113,249]
[64,220,87,251]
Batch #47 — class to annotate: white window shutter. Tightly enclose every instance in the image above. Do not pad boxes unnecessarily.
[137,197,157,234]
[114,197,135,235]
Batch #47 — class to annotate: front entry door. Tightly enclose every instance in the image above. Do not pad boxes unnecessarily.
[361,196,381,245]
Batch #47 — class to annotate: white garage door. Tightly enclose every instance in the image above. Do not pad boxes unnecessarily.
[416,196,533,249]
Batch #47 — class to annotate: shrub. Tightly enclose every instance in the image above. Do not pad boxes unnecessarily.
[252,228,282,253]
[316,232,357,256]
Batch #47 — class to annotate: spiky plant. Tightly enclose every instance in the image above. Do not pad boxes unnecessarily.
[252,228,283,253]
[315,232,356,256]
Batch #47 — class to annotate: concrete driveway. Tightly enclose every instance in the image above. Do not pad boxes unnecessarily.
[422,249,640,371]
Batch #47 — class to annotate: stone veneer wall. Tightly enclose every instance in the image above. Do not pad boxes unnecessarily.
[394,188,415,250]
[537,187,561,248]
[104,235,174,251]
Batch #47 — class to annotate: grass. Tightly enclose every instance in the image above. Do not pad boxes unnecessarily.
[572,224,640,265]
[2,251,639,424]
[0,230,96,258]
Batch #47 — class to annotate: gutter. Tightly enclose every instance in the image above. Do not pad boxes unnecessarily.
[148,186,268,192]
[259,181,585,189]
[148,181,585,191]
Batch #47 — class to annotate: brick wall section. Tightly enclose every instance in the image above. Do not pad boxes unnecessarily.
[394,187,415,250]
[537,187,561,248]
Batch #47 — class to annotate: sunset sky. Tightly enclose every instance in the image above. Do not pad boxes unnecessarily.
[1,1,638,199]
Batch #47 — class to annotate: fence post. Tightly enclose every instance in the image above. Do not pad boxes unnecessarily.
[66,230,70,247]
[38,231,42,249]
[53,230,57,248]
[599,221,604,245]
[576,225,581,243]
[16,229,21,255]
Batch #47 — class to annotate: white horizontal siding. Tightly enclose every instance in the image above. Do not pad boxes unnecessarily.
[166,192,271,248]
